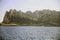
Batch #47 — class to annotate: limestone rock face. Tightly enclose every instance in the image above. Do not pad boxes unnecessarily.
[2,9,60,26]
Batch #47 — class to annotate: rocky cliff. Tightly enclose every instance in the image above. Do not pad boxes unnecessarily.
[2,9,60,26]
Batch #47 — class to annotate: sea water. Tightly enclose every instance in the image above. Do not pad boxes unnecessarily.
[0,26,60,40]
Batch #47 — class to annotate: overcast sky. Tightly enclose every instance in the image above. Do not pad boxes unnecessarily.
[0,0,60,22]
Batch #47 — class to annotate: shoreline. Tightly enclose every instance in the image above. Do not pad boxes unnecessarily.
[0,23,60,27]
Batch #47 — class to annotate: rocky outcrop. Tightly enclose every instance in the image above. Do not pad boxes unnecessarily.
[2,9,60,26]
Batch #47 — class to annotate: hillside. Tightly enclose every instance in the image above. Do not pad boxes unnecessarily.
[2,9,60,26]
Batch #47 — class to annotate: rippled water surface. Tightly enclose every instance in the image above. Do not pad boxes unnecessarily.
[0,26,60,40]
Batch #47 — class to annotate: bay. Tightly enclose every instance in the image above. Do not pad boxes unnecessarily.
[0,26,60,40]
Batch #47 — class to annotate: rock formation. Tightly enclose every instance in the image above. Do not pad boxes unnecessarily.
[2,9,60,26]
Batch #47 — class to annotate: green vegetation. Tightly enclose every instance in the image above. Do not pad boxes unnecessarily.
[2,9,60,26]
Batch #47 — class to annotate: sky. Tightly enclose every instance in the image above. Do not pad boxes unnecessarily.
[0,0,60,22]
